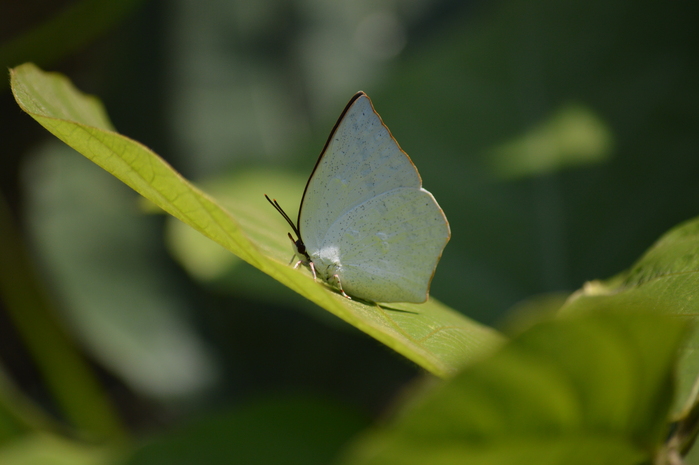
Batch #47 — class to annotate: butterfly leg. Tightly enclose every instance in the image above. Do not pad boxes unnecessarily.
[332,274,351,300]
[309,261,318,281]
[290,254,318,281]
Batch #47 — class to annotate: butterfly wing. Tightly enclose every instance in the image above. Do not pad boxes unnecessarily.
[316,187,450,302]
[299,92,450,302]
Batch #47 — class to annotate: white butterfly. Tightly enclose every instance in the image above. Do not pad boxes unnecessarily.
[267,91,450,303]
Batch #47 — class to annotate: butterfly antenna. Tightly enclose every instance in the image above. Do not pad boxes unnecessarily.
[265,194,301,239]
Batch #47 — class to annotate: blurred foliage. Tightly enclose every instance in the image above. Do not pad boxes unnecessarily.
[0,0,143,90]
[2,0,699,464]
[338,309,688,465]
[560,215,699,418]
[125,394,369,465]
[488,102,613,179]
[23,143,219,400]
[0,432,112,465]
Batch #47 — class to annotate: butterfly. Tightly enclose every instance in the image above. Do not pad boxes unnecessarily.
[266,91,450,303]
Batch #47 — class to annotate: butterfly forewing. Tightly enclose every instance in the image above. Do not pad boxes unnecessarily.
[299,94,422,253]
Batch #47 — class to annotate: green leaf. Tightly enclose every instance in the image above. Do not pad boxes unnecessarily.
[339,310,688,465]
[0,187,125,439]
[10,63,502,377]
[561,216,699,417]
[23,143,218,400]
[488,102,613,179]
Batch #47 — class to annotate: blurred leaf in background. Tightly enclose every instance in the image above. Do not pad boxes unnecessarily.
[0,432,112,465]
[23,142,219,400]
[488,102,613,179]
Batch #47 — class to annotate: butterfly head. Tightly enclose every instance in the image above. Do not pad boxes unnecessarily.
[287,232,310,261]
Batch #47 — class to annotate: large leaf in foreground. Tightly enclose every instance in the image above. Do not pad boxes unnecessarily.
[561,216,699,417]
[339,310,687,465]
[10,63,501,377]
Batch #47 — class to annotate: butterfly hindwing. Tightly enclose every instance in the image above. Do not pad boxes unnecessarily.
[315,187,450,303]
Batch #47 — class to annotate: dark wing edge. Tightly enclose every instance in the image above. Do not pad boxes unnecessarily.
[422,189,451,302]
[296,91,366,236]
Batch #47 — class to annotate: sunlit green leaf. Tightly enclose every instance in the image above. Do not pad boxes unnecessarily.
[10,63,502,377]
